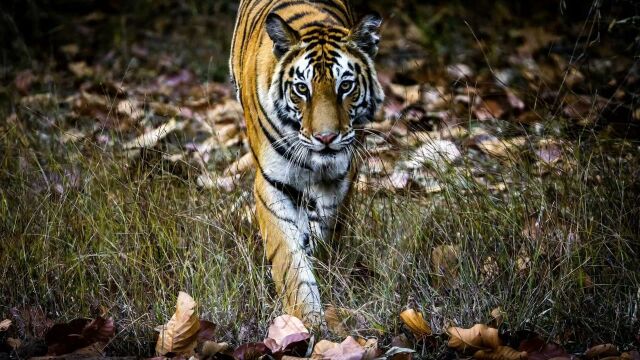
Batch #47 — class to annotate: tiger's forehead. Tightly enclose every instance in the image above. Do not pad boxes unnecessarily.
[288,28,357,81]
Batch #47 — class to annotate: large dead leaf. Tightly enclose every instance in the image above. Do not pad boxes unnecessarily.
[0,319,11,332]
[234,342,272,360]
[264,315,310,355]
[312,336,364,360]
[156,291,201,356]
[399,309,432,338]
[585,344,619,360]
[470,134,527,161]
[474,346,527,360]
[45,317,115,356]
[447,324,502,353]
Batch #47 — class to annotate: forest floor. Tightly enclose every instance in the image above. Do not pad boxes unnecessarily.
[1,1,639,359]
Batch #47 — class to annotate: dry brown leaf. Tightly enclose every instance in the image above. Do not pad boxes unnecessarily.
[223,152,254,176]
[356,338,381,360]
[474,100,506,120]
[6,337,21,350]
[117,99,145,120]
[0,319,11,332]
[405,140,461,169]
[431,244,460,288]
[474,346,527,360]
[447,324,503,353]
[324,305,355,337]
[399,309,432,338]
[389,84,421,105]
[68,61,94,78]
[585,344,619,360]
[621,351,640,360]
[122,118,184,150]
[263,315,310,354]
[490,308,505,328]
[201,341,231,359]
[311,336,364,360]
[155,291,200,356]
[472,135,527,160]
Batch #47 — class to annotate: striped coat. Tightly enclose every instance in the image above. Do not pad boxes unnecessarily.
[229,0,384,325]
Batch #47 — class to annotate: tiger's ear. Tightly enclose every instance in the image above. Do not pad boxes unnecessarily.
[348,13,382,58]
[266,13,300,58]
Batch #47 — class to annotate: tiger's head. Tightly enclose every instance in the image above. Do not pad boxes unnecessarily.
[263,13,384,174]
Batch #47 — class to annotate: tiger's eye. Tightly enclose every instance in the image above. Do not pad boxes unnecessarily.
[295,83,308,94]
[340,81,354,92]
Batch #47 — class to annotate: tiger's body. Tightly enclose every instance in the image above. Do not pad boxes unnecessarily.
[229,0,384,324]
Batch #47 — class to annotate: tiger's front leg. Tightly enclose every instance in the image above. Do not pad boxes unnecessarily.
[254,172,323,326]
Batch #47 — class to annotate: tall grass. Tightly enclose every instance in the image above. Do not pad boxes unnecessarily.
[1,108,638,356]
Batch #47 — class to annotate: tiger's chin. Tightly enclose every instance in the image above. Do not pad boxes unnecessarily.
[308,148,352,181]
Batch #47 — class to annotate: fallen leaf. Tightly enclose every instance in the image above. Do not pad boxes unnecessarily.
[155,291,200,356]
[447,324,502,353]
[384,346,416,360]
[234,342,272,360]
[45,316,115,355]
[405,139,461,169]
[389,84,421,105]
[356,337,381,360]
[263,315,310,355]
[223,152,254,176]
[490,308,505,328]
[399,309,432,338]
[312,336,364,360]
[431,244,460,288]
[585,344,619,360]
[325,306,354,337]
[15,70,36,94]
[0,319,11,332]
[474,346,527,360]
[535,139,563,165]
[198,320,217,342]
[621,351,640,360]
[474,100,506,120]
[447,64,474,81]
[521,338,570,360]
[122,118,185,150]
[68,61,94,78]
[200,341,233,360]
[471,135,527,160]
[6,337,22,350]
[117,99,145,120]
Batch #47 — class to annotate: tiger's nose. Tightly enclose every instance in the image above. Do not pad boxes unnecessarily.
[313,131,338,145]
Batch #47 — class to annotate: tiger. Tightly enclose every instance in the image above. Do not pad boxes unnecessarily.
[229,0,384,325]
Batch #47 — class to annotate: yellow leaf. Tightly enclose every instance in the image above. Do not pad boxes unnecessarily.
[155,291,200,356]
[399,309,432,338]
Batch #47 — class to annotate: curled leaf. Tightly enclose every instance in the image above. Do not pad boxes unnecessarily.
[234,342,272,360]
[399,309,432,338]
[585,344,618,360]
[155,291,200,356]
[474,346,527,360]
[0,319,11,332]
[264,315,310,355]
[447,324,502,353]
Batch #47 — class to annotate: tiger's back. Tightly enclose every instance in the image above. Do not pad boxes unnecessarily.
[230,0,383,325]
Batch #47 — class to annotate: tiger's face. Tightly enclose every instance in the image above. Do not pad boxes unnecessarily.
[265,13,384,173]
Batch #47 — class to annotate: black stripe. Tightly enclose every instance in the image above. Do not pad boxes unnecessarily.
[257,191,297,226]
[286,11,311,23]
[300,21,326,30]
[267,242,282,263]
